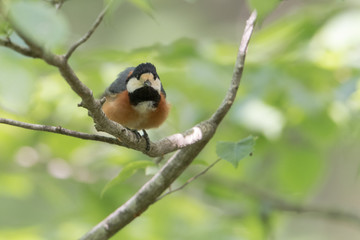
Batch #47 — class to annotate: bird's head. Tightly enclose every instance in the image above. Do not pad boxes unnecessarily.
[126,62,162,94]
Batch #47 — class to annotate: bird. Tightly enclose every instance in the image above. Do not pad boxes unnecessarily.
[101,62,170,150]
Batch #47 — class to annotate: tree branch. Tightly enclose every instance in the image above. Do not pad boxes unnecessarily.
[278,203,360,227]
[79,11,257,240]
[235,181,360,228]
[64,5,109,60]
[0,37,41,58]
[1,8,257,239]
[0,117,125,146]
[3,5,358,237]
[11,28,45,58]
[55,55,221,157]
[80,124,216,240]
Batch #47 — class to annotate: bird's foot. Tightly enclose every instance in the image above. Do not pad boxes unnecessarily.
[127,128,150,151]
[127,128,142,140]
[142,130,150,151]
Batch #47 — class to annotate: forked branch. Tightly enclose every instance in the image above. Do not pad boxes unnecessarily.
[0,6,259,240]
[79,11,258,240]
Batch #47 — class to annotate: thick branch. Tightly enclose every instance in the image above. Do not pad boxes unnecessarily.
[80,122,216,240]
[0,117,125,146]
[64,5,108,60]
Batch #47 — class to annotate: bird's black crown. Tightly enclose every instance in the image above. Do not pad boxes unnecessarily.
[128,62,159,80]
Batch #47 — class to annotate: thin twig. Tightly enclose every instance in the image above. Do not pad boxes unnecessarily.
[156,158,222,201]
[210,10,257,125]
[0,117,125,146]
[0,38,41,58]
[280,203,360,227]
[11,28,44,57]
[234,181,360,228]
[64,5,109,60]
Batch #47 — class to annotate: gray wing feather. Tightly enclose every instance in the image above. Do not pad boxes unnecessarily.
[103,67,135,97]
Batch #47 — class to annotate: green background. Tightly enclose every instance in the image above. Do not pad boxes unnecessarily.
[1,0,360,239]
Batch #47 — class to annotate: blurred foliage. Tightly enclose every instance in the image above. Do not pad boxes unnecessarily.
[216,136,256,168]
[7,1,69,48]
[1,0,360,240]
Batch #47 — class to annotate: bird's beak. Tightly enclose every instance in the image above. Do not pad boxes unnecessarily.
[144,80,151,87]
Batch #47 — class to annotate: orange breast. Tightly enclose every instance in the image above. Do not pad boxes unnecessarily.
[102,91,169,130]
[141,93,170,129]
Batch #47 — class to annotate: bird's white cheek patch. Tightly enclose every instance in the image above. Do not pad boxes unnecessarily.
[127,78,143,93]
[151,78,162,93]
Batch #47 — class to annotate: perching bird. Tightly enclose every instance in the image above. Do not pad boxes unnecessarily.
[101,62,170,150]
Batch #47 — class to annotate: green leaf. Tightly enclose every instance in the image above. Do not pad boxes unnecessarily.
[216,136,256,168]
[246,0,280,22]
[8,1,69,48]
[101,160,155,197]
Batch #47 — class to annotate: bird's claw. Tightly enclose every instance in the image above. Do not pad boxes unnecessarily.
[142,130,150,151]
[127,128,141,140]
[127,128,150,151]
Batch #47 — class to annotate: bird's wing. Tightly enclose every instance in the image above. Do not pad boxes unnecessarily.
[102,67,135,97]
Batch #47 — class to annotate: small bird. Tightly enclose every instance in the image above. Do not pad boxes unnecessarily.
[101,62,170,150]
